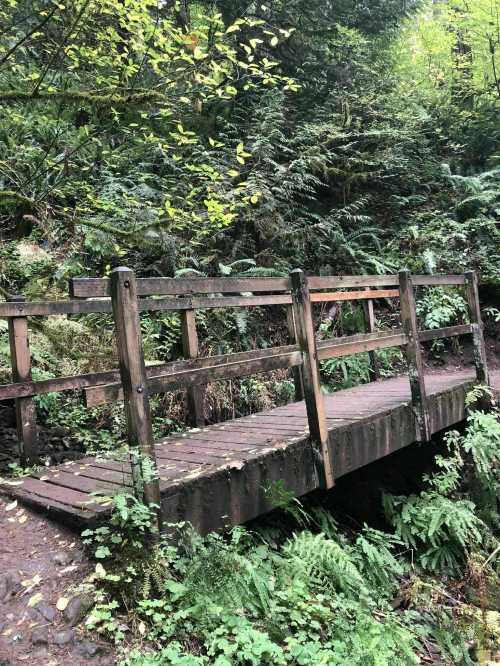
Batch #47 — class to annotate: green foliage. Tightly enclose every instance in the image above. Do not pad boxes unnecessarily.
[384,405,500,573]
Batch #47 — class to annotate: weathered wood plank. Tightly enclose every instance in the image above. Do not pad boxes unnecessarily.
[0,344,300,401]
[419,323,473,342]
[286,304,304,401]
[290,269,333,488]
[110,267,162,514]
[7,295,38,465]
[317,331,407,360]
[310,289,399,302]
[70,276,290,298]
[399,269,431,441]
[464,271,489,385]
[362,291,380,380]
[85,348,303,406]
[0,294,294,318]
[181,308,205,427]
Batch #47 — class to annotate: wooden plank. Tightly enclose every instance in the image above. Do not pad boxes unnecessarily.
[399,269,431,441]
[110,267,162,515]
[286,304,304,401]
[180,308,205,427]
[290,269,333,488]
[9,476,103,511]
[464,271,489,385]
[308,275,399,289]
[0,344,299,401]
[0,298,113,318]
[85,348,303,406]
[33,469,119,495]
[317,331,407,361]
[310,289,399,302]
[0,294,293,318]
[412,275,466,286]
[7,295,38,466]
[70,276,290,298]
[362,290,380,380]
[419,323,473,342]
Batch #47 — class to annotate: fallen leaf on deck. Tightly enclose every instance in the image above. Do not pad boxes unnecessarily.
[27,592,43,607]
[56,597,69,611]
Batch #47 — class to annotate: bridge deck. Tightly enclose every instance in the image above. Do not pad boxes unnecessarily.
[1,369,499,533]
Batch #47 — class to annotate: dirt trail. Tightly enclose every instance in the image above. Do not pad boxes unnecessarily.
[0,494,117,666]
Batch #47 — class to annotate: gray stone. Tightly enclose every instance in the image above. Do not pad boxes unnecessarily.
[63,594,94,626]
[31,627,49,645]
[31,648,48,660]
[75,640,106,658]
[53,629,74,646]
[0,571,21,602]
[33,601,56,623]
[53,550,73,566]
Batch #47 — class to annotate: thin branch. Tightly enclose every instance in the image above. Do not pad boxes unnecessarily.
[0,5,59,69]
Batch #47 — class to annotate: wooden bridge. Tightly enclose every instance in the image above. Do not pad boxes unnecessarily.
[0,268,496,532]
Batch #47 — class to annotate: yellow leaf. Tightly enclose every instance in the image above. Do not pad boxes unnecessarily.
[225,24,240,34]
[270,36,278,47]
[28,593,43,608]
[56,597,69,611]
[138,621,146,635]
[18,515,27,524]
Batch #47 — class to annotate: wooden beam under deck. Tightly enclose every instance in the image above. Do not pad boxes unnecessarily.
[1,369,493,533]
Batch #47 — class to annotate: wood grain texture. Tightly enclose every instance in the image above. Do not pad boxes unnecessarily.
[181,308,205,427]
[110,267,161,513]
[7,296,38,465]
[398,270,431,441]
[464,271,489,385]
[290,269,333,488]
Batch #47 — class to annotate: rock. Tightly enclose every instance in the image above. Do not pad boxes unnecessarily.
[0,571,21,602]
[31,648,48,660]
[72,549,85,563]
[53,629,74,646]
[33,601,56,623]
[75,640,106,658]
[63,593,94,626]
[53,550,73,566]
[31,627,49,645]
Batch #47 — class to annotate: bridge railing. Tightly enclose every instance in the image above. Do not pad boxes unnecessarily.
[0,269,489,501]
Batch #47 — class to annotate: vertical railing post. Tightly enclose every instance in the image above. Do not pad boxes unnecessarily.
[7,295,38,466]
[398,269,431,441]
[362,290,380,381]
[180,308,205,427]
[110,267,162,520]
[286,304,304,401]
[290,269,334,488]
[464,271,489,386]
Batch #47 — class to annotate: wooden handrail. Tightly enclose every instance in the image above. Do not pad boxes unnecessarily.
[0,267,488,494]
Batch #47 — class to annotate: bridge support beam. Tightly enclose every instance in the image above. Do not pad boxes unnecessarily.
[464,271,489,386]
[7,295,38,466]
[110,267,162,525]
[399,269,431,441]
[290,269,334,488]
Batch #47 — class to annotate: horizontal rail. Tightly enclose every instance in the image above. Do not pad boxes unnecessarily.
[70,276,291,298]
[0,294,293,318]
[317,330,408,361]
[0,345,300,401]
[412,275,466,286]
[310,289,399,303]
[308,275,466,289]
[419,323,474,342]
[85,346,303,406]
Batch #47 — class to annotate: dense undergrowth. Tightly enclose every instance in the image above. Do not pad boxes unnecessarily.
[71,400,500,665]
